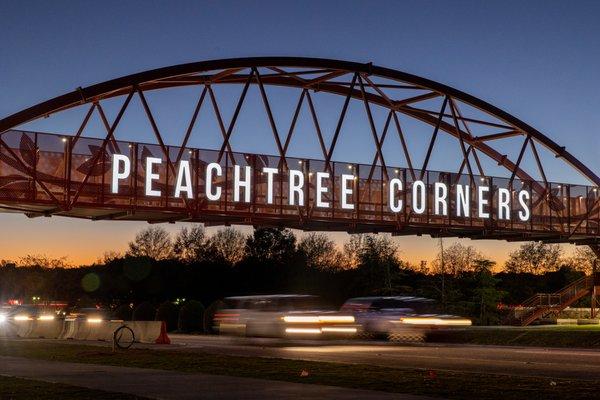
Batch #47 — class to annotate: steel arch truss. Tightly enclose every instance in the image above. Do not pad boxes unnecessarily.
[1,57,599,246]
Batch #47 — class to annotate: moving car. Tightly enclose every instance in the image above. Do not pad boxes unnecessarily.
[1,305,61,322]
[214,294,357,338]
[341,296,471,341]
[65,307,112,322]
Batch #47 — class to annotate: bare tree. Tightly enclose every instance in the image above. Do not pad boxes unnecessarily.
[564,246,597,274]
[431,242,482,275]
[18,254,72,268]
[95,250,122,265]
[503,242,562,274]
[298,233,342,270]
[173,225,207,263]
[342,234,366,269]
[127,226,172,260]
[205,227,246,265]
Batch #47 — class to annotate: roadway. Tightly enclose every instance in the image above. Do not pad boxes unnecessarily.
[168,334,600,381]
[0,355,436,400]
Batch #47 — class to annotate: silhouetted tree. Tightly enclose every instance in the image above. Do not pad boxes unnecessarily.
[564,246,596,274]
[298,233,342,270]
[431,242,482,275]
[204,227,246,266]
[127,227,172,260]
[18,254,72,268]
[471,259,505,325]
[245,227,296,264]
[504,242,562,274]
[173,225,207,263]
[355,235,403,295]
[95,251,122,265]
[342,234,365,269]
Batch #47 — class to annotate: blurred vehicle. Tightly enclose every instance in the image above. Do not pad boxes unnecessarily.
[65,307,112,323]
[0,305,12,323]
[341,296,471,341]
[214,294,357,338]
[1,304,62,322]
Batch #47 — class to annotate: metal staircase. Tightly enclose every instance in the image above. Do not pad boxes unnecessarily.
[505,275,596,326]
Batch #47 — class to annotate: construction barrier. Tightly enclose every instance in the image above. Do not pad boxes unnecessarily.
[577,318,600,325]
[26,319,63,338]
[0,319,63,339]
[556,318,578,325]
[59,320,169,344]
[0,321,23,337]
[0,319,169,344]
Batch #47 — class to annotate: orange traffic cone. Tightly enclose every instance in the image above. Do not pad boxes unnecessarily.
[155,321,171,344]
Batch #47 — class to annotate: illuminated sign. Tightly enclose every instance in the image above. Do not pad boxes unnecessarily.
[110,151,531,222]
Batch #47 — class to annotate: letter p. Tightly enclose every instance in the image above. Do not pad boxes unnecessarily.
[111,154,131,194]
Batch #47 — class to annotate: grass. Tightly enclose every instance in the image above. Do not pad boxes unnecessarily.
[1,339,599,400]
[428,325,600,348]
[0,375,148,400]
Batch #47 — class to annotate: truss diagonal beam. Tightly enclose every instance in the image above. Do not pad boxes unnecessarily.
[449,98,475,184]
[305,91,329,161]
[175,86,207,164]
[324,72,358,170]
[137,88,194,215]
[70,89,135,206]
[392,111,416,181]
[206,85,236,165]
[420,96,449,179]
[358,74,388,176]
[217,70,255,163]
[254,67,286,164]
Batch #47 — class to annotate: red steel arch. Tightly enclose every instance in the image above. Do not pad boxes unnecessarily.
[0,57,599,248]
[1,57,597,186]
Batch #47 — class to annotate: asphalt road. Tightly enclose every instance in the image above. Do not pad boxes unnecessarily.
[0,355,436,400]
[168,334,600,381]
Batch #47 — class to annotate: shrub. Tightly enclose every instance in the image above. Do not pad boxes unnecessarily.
[132,301,156,321]
[113,303,133,321]
[155,301,180,331]
[178,300,204,333]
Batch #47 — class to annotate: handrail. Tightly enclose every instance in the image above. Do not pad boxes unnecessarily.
[507,275,594,325]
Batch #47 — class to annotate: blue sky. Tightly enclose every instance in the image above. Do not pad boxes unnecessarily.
[1,1,599,265]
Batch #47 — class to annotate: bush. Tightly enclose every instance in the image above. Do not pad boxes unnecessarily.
[132,301,156,321]
[113,303,133,321]
[155,301,180,332]
[178,300,204,333]
[203,300,224,334]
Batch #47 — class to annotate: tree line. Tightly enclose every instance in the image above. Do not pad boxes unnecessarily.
[0,226,595,325]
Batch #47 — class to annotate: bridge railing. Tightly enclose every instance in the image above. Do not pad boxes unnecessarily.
[1,129,600,236]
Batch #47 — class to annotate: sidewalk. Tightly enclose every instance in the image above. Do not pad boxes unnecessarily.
[0,356,440,400]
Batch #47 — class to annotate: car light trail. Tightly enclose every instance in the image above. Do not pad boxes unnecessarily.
[318,316,355,323]
[321,327,357,333]
[282,315,355,323]
[282,316,320,323]
[285,328,322,334]
[398,317,472,326]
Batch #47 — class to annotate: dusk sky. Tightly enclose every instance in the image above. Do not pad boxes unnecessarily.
[1,1,600,267]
